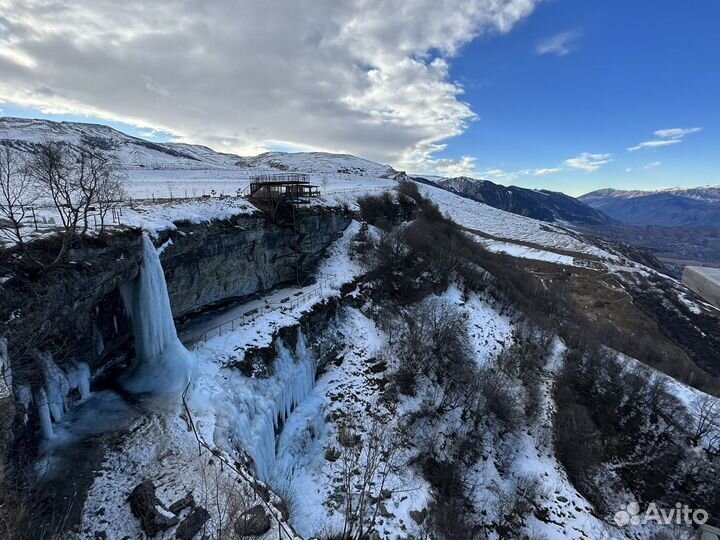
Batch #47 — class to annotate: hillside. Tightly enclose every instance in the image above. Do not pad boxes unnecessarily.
[1,119,720,540]
[428,175,612,226]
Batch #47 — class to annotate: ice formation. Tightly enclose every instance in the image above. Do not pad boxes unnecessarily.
[222,331,317,480]
[0,338,11,400]
[120,234,197,393]
[32,352,92,439]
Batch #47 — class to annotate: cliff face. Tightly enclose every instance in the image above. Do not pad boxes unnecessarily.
[163,210,351,317]
[0,206,351,395]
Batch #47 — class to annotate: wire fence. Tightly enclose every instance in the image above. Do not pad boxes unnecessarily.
[188,273,336,350]
[181,383,301,540]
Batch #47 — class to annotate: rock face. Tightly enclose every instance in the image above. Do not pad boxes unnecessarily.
[163,209,351,317]
[0,206,350,447]
[0,208,350,372]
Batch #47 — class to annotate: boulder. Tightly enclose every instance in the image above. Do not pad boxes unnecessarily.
[234,504,272,536]
[176,506,210,540]
[169,493,195,515]
[409,509,427,525]
[128,481,179,537]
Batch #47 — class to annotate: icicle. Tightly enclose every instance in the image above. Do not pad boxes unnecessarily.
[38,352,70,422]
[94,327,105,356]
[224,330,317,480]
[67,362,91,401]
[33,353,93,438]
[36,388,54,439]
[0,338,11,400]
[120,234,197,393]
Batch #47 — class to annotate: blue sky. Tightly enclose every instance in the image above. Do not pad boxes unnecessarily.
[439,0,720,194]
[0,0,718,196]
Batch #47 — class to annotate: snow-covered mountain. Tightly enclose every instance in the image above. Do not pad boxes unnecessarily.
[581,186,720,227]
[583,186,720,203]
[425,175,612,226]
[0,117,398,177]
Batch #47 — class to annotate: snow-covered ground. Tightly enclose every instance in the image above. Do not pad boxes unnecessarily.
[9,119,716,540]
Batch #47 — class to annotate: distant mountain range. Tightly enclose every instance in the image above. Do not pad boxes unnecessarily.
[416,175,612,226]
[0,117,396,177]
[5,116,719,234]
[580,187,720,227]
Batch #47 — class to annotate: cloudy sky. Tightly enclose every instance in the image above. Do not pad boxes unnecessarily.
[0,0,717,194]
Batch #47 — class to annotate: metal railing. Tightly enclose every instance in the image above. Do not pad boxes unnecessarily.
[188,273,336,350]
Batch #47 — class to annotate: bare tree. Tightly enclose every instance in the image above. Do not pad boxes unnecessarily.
[0,145,36,247]
[94,157,126,235]
[27,142,83,266]
[335,420,401,540]
[81,150,126,235]
[27,142,126,265]
[690,395,720,453]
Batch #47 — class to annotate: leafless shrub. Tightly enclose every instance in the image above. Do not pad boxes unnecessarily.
[333,420,401,540]
[26,141,126,266]
[690,394,720,454]
[0,145,37,248]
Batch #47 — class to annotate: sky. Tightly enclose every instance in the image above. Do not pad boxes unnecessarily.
[0,0,717,196]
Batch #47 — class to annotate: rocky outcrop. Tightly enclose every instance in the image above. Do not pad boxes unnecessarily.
[175,506,210,540]
[0,206,351,444]
[162,208,351,317]
[0,207,350,372]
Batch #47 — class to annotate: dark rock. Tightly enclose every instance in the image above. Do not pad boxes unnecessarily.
[128,480,179,536]
[234,504,272,536]
[275,498,290,521]
[368,360,387,374]
[409,509,427,525]
[94,531,107,540]
[252,482,271,502]
[169,493,195,515]
[379,502,393,518]
[176,506,210,540]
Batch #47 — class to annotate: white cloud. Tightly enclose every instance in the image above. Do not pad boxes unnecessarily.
[654,127,701,139]
[461,165,563,182]
[0,0,539,169]
[628,140,682,151]
[535,31,581,56]
[625,168,633,173]
[532,167,562,176]
[628,127,701,151]
[644,161,661,169]
[564,152,612,172]
[431,156,478,177]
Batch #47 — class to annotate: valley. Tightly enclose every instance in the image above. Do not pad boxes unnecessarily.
[0,120,719,540]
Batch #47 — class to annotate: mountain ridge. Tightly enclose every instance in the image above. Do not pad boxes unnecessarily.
[423,174,612,226]
[581,186,720,227]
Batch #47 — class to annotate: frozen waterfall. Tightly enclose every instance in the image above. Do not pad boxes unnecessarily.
[120,235,197,393]
[32,352,91,439]
[220,330,317,481]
